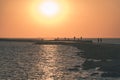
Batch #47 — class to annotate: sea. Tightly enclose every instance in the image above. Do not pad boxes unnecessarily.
[0,38,120,80]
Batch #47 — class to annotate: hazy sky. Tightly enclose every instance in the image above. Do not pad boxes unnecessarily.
[0,0,120,38]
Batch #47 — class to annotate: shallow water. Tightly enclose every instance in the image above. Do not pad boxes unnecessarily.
[0,41,120,80]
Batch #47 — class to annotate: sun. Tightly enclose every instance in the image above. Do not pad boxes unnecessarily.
[38,1,60,17]
[30,0,71,26]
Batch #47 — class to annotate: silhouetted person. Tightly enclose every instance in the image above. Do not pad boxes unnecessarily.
[100,38,102,43]
[74,36,76,41]
[97,38,100,43]
[80,36,82,40]
[97,38,102,43]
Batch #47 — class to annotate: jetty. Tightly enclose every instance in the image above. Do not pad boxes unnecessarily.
[35,40,93,45]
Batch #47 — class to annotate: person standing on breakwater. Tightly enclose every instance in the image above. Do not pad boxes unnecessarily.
[97,38,102,43]
[80,36,82,40]
[74,36,76,41]
[100,38,102,43]
[97,38,100,43]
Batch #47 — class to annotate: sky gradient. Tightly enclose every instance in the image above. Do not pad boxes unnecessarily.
[0,0,120,38]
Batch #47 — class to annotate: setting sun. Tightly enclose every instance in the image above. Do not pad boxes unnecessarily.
[1,0,120,38]
[38,1,60,17]
[29,0,71,27]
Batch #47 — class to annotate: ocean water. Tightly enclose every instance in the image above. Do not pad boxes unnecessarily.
[0,41,120,80]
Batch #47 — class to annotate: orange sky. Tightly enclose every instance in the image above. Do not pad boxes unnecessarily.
[0,0,120,38]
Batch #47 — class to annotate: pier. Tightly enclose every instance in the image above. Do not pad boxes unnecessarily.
[35,40,93,45]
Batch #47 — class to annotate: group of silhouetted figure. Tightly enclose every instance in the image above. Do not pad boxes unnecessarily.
[97,38,102,43]
[55,36,83,41]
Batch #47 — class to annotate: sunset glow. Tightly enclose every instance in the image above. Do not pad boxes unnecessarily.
[0,0,120,38]
[30,0,70,28]
[0,0,120,79]
[38,1,60,17]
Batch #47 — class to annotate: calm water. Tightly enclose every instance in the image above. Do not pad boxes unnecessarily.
[0,41,120,80]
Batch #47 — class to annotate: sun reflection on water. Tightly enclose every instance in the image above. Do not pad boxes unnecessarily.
[37,45,62,80]
[35,45,86,80]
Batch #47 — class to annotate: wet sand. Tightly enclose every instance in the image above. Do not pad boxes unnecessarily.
[73,43,120,59]
[73,43,120,77]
